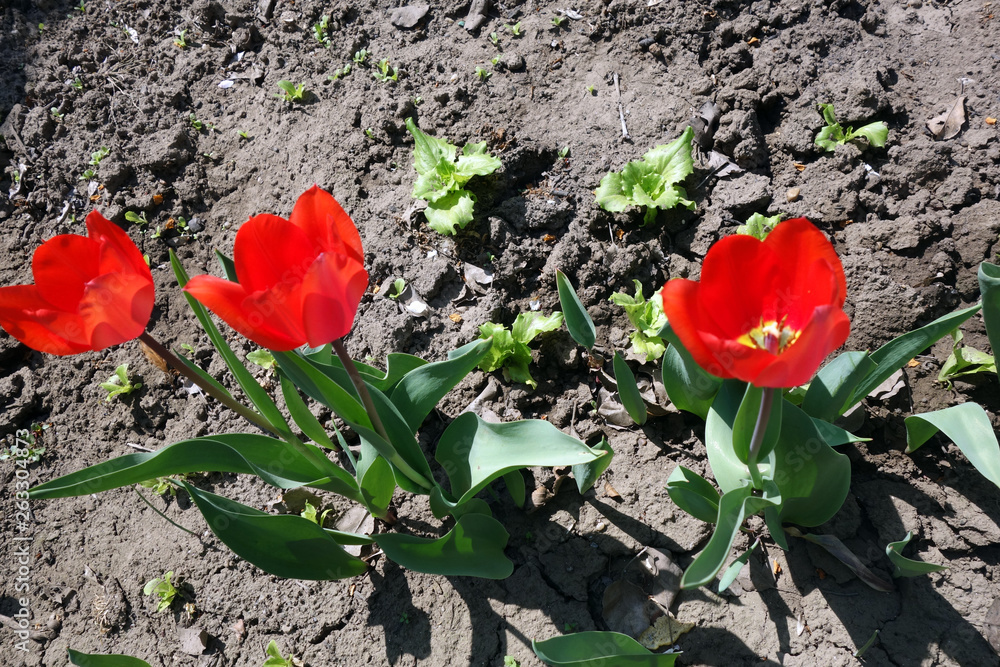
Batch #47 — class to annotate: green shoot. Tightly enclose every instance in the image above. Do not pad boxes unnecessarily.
[38,23,45,33]
[478,312,564,388]
[388,278,407,299]
[313,15,331,47]
[179,343,195,354]
[89,146,110,166]
[1,422,49,464]
[50,107,64,120]
[489,31,499,46]
[352,48,369,64]
[475,66,491,82]
[173,28,188,48]
[189,113,203,131]
[143,571,178,613]
[262,640,302,667]
[938,329,996,387]
[586,84,596,95]
[237,129,250,140]
[551,16,566,27]
[595,126,696,225]
[77,0,86,11]
[737,212,783,240]
[558,145,570,159]
[300,500,333,527]
[609,280,668,361]
[328,64,351,81]
[814,103,888,152]
[405,117,502,234]
[413,95,423,106]
[99,363,143,401]
[276,80,308,102]
[72,77,84,90]
[503,658,520,667]
[364,127,375,139]
[373,58,398,82]
[79,169,96,181]
[124,211,149,227]
[139,474,188,496]
[508,22,522,36]
[490,55,501,66]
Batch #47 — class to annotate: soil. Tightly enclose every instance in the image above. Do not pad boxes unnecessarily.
[2,0,1000,665]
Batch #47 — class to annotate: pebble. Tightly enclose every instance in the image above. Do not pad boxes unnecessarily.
[786,187,801,202]
[595,521,606,531]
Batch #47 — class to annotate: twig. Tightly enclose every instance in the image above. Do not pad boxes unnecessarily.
[613,72,630,140]
[126,442,154,452]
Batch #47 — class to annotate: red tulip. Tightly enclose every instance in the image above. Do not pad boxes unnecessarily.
[184,185,368,351]
[660,218,849,388]
[0,211,155,355]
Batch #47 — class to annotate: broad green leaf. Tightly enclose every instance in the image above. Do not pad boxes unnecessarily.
[279,375,337,451]
[613,352,647,425]
[810,417,870,447]
[814,124,842,152]
[736,213,782,240]
[356,442,395,518]
[456,143,501,178]
[681,483,756,588]
[436,412,606,509]
[28,434,362,502]
[904,403,1000,489]
[848,121,888,148]
[978,262,1000,383]
[425,189,476,234]
[406,117,456,175]
[169,250,294,441]
[479,323,517,372]
[556,269,596,349]
[818,103,839,126]
[885,531,947,577]
[183,482,368,580]
[718,540,759,593]
[937,331,995,383]
[68,649,152,667]
[666,465,720,524]
[532,631,678,666]
[503,469,526,507]
[643,127,695,188]
[732,384,781,466]
[658,325,722,419]
[846,303,982,410]
[513,311,564,343]
[801,351,876,421]
[594,172,630,212]
[390,338,491,432]
[375,513,512,579]
[412,167,453,201]
[272,351,371,428]
[573,438,613,494]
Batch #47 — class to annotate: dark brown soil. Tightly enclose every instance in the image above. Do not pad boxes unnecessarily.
[2,0,1000,665]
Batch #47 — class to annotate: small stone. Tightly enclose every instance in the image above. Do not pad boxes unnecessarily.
[595,521,606,532]
[786,187,801,202]
[389,5,429,29]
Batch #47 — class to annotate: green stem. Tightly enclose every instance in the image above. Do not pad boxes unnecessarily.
[139,331,276,435]
[134,486,200,538]
[332,339,391,444]
[747,387,776,488]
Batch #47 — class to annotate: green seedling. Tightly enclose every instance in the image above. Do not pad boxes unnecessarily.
[124,211,149,227]
[475,66,491,82]
[139,474,189,496]
[551,16,566,27]
[558,145,570,159]
[490,55,501,66]
[364,127,375,139]
[189,113,203,131]
[478,312,564,388]
[489,31,499,46]
[352,48,369,64]
[1,422,49,464]
[313,15,331,47]
[405,117,502,234]
[388,278,407,299]
[737,212,783,240]
[38,23,45,33]
[595,126,696,225]
[247,349,276,370]
[328,64,351,81]
[79,169,96,180]
[373,58,398,82]
[413,95,423,106]
[143,571,178,613]
[237,129,251,140]
[609,280,668,362]
[262,640,302,667]
[179,343,195,354]
[50,107,64,120]
[300,500,333,527]
[814,103,888,152]
[504,658,520,667]
[100,363,142,401]
[173,28,188,48]
[938,329,996,387]
[276,80,308,102]
[508,21,522,36]
[89,146,111,166]
[72,77,84,90]
[586,85,596,95]
[77,0,85,12]
[400,612,411,624]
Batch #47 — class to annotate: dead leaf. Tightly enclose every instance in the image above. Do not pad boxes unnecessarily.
[641,548,683,611]
[152,194,164,204]
[691,100,720,152]
[707,150,743,177]
[746,37,759,46]
[231,618,247,642]
[463,263,494,293]
[543,234,557,244]
[604,481,622,499]
[140,340,171,374]
[177,626,209,655]
[772,559,782,576]
[906,359,921,368]
[793,162,806,172]
[602,580,651,638]
[638,613,695,650]
[448,313,462,323]
[926,96,966,140]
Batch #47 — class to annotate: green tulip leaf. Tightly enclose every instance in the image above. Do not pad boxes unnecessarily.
[313,350,427,394]
[573,438,613,494]
[436,412,607,511]
[718,539,759,593]
[214,248,238,281]
[810,417,871,447]
[68,649,152,667]
[613,352,648,425]
[666,465,720,524]
[375,513,512,579]
[904,403,1000,489]
[356,442,395,518]
[885,531,948,577]
[503,469,526,507]
[532,631,678,666]
[802,351,876,421]
[681,484,756,588]
[978,262,1000,384]
[183,482,368,580]
[731,384,782,466]
[280,375,338,451]
[272,351,371,428]
[658,324,722,419]
[28,434,361,503]
[556,269,596,349]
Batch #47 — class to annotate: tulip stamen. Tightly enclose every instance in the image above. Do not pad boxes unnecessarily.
[738,319,801,355]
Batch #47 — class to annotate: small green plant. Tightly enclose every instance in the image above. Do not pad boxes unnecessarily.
[400,612,411,624]
[1,422,49,463]
[179,342,195,354]
[237,129,251,140]
[558,145,570,159]
[405,117,502,234]
[79,169,96,181]
[413,95,423,106]
[490,55,501,66]
[71,77,84,90]
[143,571,178,613]
[388,278,407,299]
[489,31,499,46]
[563,622,578,632]
[313,15,331,47]
[938,329,996,387]
[99,363,142,401]
[737,212,783,240]
[262,640,302,667]
[364,127,375,140]
[77,0,86,12]
[247,349,276,369]
[586,84,596,95]
[124,211,150,227]
[276,80,308,102]
[373,58,398,82]
[38,23,45,33]
[551,16,566,28]
[50,107,64,120]
[328,64,351,81]
[189,112,203,131]
[352,48,369,64]
[173,28,188,48]
[814,103,888,152]
[89,146,110,166]
[508,21,522,36]
[595,126,696,225]
[503,657,520,667]
[475,66,491,82]
[300,500,333,527]
[609,280,668,362]
[139,474,189,496]
[478,312,564,388]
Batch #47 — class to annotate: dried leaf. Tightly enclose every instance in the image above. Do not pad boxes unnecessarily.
[178,626,209,655]
[140,340,171,374]
[463,263,494,293]
[638,613,695,650]
[641,548,683,611]
[602,580,651,638]
[707,150,743,177]
[448,313,462,323]
[926,96,966,140]
[604,481,621,499]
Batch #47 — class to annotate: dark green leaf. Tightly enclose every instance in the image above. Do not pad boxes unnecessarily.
[681,483,755,588]
[68,649,152,667]
[272,351,371,427]
[280,375,337,451]
[183,482,368,580]
[556,269,596,349]
[666,465,720,524]
[532,631,678,666]
[718,539,759,593]
[375,513,512,578]
[885,531,948,577]
[573,438,613,494]
[658,325,722,419]
[801,351,876,421]
[978,262,1000,384]
[503,469,526,507]
[214,249,238,281]
[613,352,648,425]
[357,442,395,518]
[731,384,781,466]
[810,417,870,447]
[904,403,1000,489]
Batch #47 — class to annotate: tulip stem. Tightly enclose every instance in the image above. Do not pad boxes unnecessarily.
[138,331,277,436]
[331,339,392,445]
[747,387,776,488]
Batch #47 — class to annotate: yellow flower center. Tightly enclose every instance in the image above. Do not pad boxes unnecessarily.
[737,319,801,354]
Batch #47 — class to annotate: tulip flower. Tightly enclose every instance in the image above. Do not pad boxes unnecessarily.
[0,211,155,355]
[661,218,849,388]
[184,185,368,351]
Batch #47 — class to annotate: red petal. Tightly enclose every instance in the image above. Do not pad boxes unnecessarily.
[0,285,91,355]
[31,234,101,311]
[289,185,365,264]
[299,252,369,346]
[661,278,736,379]
[232,214,317,296]
[86,210,153,281]
[765,218,847,323]
[79,272,155,350]
[184,275,305,350]
[749,306,851,388]
[697,234,783,337]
